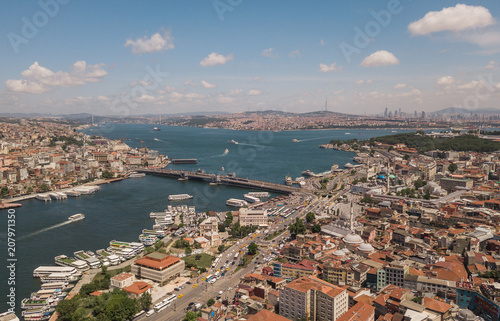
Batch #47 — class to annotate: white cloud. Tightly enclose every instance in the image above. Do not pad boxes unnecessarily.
[6,61,107,94]
[217,95,233,104]
[319,63,340,73]
[169,92,183,102]
[261,48,279,58]
[200,52,234,67]
[185,93,204,100]
[356,79,373,85]
[248,89,262,96]
[184,79,196,87]
[457,81,481,90]
[333,89,344,95]
[97,96,109,101]
[408,4,494,36]
[361,50,400,67]
[124,30,174,54]
[485,60,498,69]
[229,89,242,96]
[252,77,263,82]
[289,50,301,58]
[436,76,455,86]
[137,94,156,102]
[394,83,407,89]
[399,89,422,97]
[320,39,325,46]
[201,80,217,88]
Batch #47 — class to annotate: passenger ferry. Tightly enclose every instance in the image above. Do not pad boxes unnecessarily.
[68,213,85,222]
[129,172,146,178]
[243,194,261,203]
[35,194,51,201]
[226,198,248,207]
[168,194,193,201]
[40,273,79,283]
[247,192,270,198]
[33,266,80,278]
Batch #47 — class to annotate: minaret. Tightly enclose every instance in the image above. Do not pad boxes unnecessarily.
[325,97,328,111]
[349,202,354,232]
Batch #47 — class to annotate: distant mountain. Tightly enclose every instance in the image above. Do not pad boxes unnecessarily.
[430,107,500,115]
[301,110,347,117]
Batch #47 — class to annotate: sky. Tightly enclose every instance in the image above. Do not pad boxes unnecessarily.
[1,0,500,116]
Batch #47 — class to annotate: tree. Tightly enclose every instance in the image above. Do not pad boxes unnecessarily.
[207,298,215,307]
[195,254,202,260]
[27,186,33,193]
[56,298,80,321]
[312,224,321,233]
[218,245,225,253]
[102,170,113,179]
[183,311,199,321]
[289,218,306,235]
[248,242,258,255]
[0,186,8,198]
[448,163,458,173]
[139,292,152,311]
[305,212,315,223]
[185,246,192,255]
[39,183,50,192]
[104,294,138,321]
[414,178,427,189]
[218,224,226,232]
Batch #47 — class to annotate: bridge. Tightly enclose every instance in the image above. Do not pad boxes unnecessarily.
[137,169,303,194]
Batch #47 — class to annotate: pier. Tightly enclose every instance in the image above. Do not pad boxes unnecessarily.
[138,169,303,194]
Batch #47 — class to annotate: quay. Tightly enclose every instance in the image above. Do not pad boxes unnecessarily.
[138,169,303,194]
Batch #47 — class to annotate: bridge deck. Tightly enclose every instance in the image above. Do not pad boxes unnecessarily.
[138,169,302,194]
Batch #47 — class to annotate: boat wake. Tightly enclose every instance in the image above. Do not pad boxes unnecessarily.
[295,136,331,143]
[18,220,72,240]
[236,142,267,148]
[199,152,229,160]
[153,138,167,142]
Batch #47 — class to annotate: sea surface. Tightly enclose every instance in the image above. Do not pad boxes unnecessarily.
[0,124,411,316]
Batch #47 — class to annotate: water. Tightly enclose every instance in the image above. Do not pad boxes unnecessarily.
[0,124,408,316]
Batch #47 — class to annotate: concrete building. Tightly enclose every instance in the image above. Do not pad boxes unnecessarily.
[131,252,185,285]
[110,272,135,290]
[385,262,409,288]
[199,217,218,236]
[238,208,269,227]
[280,275,348,321]
[439,178,473,190]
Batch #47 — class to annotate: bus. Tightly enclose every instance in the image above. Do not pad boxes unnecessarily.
[164,294,177,304]
[206,274,213,282]
[154,301,170,312]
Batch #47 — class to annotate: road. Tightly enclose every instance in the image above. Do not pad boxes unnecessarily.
[142,192,328,321]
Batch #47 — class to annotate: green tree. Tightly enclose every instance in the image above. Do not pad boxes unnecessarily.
[185,246,192,255]
[218,224,226,232]
[305,212,315,223]
[39,183,50,192]
[207,298,215,307]
[104,294,138,321]
[218,245,225,253]
[289,218,306,235]
[0,186,8,198]
[56,298,80,321]
[27,186,33,193]
[102,170,113,179]
[448,163,458,173]
[183,311,199,321]
[248,242,258,255]
[139,292,152,311]
[312,224,321,233]
[414,178,427,189]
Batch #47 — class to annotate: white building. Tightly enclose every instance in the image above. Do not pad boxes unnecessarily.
[238,208,269,227]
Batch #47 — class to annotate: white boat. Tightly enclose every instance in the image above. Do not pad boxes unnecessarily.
[168,194,193,201]
[227,140,238,144]
[292,139,298,143]
[68,213,85,222]
[65,190,81,197]
[301,169,316,176]
[33,266,80,278]
[247,192,270,198]
[345,133,351,135]
[35,194,51,201]
[226,198,248,207]
[40,273,79,283]
[224,148,229,154]
[244,194,261,203]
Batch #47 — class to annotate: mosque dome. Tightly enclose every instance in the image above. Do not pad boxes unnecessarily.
[343,233,363,245]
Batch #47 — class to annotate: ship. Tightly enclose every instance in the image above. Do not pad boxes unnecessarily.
[153,127,161,131]
[224,148,229,154]
[292,139,298,143]
[226,198,248,207]
[285,175,293,185]
[129,172,146,178]
[247,192,270,198]
[68,213,85,222]
[227,140,239,144]
[243,194,261,203]
[168,194,193,201]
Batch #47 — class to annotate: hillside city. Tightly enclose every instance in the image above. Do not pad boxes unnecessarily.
[1,116,500,321]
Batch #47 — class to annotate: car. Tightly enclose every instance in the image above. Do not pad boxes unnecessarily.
[218,290,224,295]
[146,309,155,317]
[178,294,184,298]
[193,284,197,288]
[174,287,180,291]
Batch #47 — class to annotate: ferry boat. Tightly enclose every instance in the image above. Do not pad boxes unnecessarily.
[292,139,298,143]
[247,192,270,198]
[139,234,158,246]
[226,198,248,207]
[68,213,85,222]
[35,194,51,201]
[227,139,239,144]
[224,148,229,154]
[33,266,80,278]
[243,194,261,203]
[65,190,81,197]
[40,282,74,292]
[153,127,161,131]
[129,172,146,178]
[40,273,79,283]
[168,194,193,201]
[22,307,55,320]
[285,175,293,185]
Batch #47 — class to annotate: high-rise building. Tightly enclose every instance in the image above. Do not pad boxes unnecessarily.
[279,275,348,321]
[384,108,388,117]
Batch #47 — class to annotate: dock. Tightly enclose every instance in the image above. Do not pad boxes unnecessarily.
[138,169,303,194]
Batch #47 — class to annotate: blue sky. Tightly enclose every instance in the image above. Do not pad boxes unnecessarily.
[1,0,500,116]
